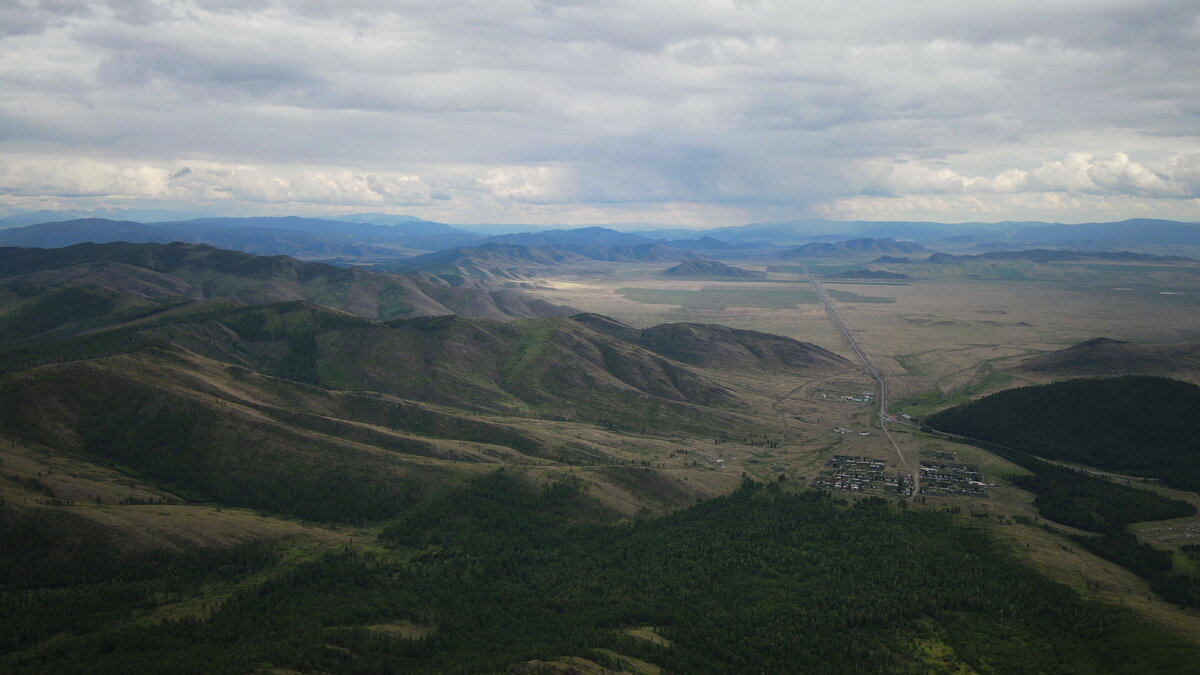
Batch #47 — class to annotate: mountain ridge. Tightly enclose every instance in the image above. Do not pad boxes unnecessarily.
[1019,338,1200,378]
[662,258,766,279]
[0,241,577,327]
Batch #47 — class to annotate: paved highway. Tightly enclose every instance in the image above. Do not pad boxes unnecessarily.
[803,265,918,496]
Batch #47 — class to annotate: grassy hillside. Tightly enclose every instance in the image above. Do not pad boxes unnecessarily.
[0,300,802,434]
[0,285,854,533]
[0,242,855,540]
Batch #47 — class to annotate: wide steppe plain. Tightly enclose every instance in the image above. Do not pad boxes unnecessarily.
[517,253,1200,640]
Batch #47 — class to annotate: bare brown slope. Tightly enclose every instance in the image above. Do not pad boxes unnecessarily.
[1019,338,1200,378]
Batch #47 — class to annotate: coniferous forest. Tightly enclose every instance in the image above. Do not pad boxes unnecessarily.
[3,473,1197,673]
[925,376,1200,491]
[926,376,1200,611]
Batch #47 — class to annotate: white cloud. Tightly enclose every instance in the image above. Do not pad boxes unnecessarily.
[0,155,439,206]
[817,192,1200,224]
[847,151,1200,205]
[0,0,1198,223]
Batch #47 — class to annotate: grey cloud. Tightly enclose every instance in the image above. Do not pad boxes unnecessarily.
[107,0,171,25]
[83,26,322,95]
[0,0,1198,222]
[0,0,92,37]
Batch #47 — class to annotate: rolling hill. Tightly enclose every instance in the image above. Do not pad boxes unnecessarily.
[0,241,575,323]
[379,242,596,281]
[0,300,843,430]
[1019,338,1200,378]
[571,313,847,374]
[384,239,695,283]
[0,295,850,556]
[478,227,695,262]
[655,236,737,251]
[662,258,766,279]
[0,242,853,528]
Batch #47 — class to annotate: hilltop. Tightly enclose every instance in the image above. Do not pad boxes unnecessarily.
[662,258,766,279]
[571,313,846,373]
[1019,338,1200,378]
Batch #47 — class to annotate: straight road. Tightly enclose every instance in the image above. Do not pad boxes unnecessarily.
[803,265,918,496]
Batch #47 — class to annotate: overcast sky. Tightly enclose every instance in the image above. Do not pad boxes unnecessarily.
[1,0,1198,226]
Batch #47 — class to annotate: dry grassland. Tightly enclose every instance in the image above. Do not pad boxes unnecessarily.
[511,256,1200,643]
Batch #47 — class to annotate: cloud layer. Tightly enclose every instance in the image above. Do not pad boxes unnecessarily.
[0,0,1197,224]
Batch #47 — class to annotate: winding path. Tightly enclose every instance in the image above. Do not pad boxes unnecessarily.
[803,265,918,496]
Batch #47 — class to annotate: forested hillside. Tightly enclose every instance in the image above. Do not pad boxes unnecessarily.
[3,476,1195,673]
[925,376,1200,491]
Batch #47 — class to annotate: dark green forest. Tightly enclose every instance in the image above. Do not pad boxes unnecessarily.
[926,377,1200,610]
[1071,531,1200,609]
[1007,462,1194,532]
[927,432,1194,532]
[3,474,1197,673]
[925,376,1200,491]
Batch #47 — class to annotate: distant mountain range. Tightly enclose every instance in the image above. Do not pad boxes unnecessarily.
[0,217,483,260]
[373,243,597,283]
[781,238,930,259]
[655,236,739,251]
[872,249,1195,265]
[1,212,1198,264]
[382,234,698,281]
[676,217,1200,249]
[0,241,575,323]
[0,218,703,264]
[824,269,910,280]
